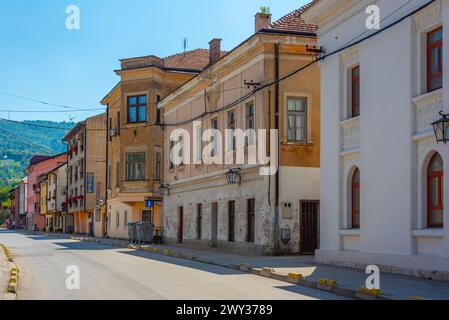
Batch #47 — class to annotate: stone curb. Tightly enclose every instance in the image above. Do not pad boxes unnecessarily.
[1,243,19,299]
[26,231,393,300]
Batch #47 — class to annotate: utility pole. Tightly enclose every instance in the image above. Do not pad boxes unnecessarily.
[274,43,280,255]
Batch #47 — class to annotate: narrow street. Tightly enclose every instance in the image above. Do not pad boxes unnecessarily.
[0,230,346,300]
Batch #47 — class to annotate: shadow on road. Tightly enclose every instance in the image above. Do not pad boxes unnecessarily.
[273,285,349,300]
[52,241,116,251]
[120,250,242,276]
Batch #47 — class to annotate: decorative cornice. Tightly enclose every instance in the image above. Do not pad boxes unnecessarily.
[412,0,442,31]
[316,0,378,38]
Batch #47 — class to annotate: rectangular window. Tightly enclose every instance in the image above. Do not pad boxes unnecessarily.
[211,117,218,157]
[107,164,111,189]
[126,152,146,181]
[247,198,255,243]
[246,101,256,146]
[109,117,113,141]
[351,66,360,117]
[169,141,175,170]
[194,122,202,163]
[124,210,128,228]
[115,161,120,187]
[154,150,162,181]
[197,204,202,240]
[287,97,307,142]
[227,110,236,151]
[141,209,152,222]
[117,111,121,136]
[179,136,184,166]
[116,211,120,228]
[228,200,235,242]
[127,95,147,123]
[156,95,162,125]
[427,27,443,92]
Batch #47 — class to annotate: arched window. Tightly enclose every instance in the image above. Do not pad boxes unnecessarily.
[427,153,444,228]
[351,168,360,229]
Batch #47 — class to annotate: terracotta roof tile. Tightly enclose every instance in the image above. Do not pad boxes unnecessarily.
[266,2,318,33]
[163,49,226,71]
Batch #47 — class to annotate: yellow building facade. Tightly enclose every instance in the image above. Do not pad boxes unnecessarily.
[102,49,222,239]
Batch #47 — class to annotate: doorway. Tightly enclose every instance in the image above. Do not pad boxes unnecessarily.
[228,200,235,242]
[178,206,184,244]
[300,200,319,255]
[211,202,218,247]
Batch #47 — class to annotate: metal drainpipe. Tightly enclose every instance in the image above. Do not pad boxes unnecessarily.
[274,42,280,255]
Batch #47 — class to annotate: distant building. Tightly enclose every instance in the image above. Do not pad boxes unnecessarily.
[26,153,67,230]
[159,6,321,254]
[101,48,224,239]
[47,162,68,233]
[63,113,106,235]
[18,177,27,228]
[9,187,19,227]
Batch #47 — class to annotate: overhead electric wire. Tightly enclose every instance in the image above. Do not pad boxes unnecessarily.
[0,117,156,132]
[0,0,435,133]
[0,108,105,113]
[0,90,103,111]
[0,127,57,153]
[160,0,434,127]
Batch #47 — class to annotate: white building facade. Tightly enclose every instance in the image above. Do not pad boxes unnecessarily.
[303,0,449,279]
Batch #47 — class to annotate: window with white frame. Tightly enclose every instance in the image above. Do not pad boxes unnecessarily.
[126,152,145,181]
[211,117,218,157]
[246,101,256,146]
[287,97,307,142]
[427,27,443,92]
[169,140,175,170]
[227,110,236,151]
[154,149,162,181]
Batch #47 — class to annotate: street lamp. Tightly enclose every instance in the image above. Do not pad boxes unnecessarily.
[432,111,449,144]
[225,168,241,185]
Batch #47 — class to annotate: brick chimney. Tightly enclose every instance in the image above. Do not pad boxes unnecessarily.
[209,38,222,66]
[255,12,272,32]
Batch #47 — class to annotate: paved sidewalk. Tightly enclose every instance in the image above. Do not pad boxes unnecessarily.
[0,230,16,300]
[18,230,449,300]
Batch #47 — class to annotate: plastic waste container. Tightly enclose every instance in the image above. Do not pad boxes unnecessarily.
[127,222,138,243]
[136,222,154,244]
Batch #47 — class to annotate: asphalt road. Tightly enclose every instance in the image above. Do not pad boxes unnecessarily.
[0,230,346,300]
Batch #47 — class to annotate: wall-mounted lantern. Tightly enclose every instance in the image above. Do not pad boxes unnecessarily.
[432,111,449,144]
[225,168,241,185]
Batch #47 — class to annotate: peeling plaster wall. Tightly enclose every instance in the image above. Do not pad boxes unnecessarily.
[163,168,275,255]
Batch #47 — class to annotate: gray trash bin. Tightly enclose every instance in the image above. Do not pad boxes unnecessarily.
[136,222,154,244]
[127,222,137,243]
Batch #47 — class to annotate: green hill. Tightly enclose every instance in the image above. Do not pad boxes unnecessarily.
[0,119,74,198]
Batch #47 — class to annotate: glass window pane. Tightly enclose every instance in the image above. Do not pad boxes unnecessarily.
[128,106,137,123]
[138,95,147,104]
[288,99,296,111]
[429,154,443,172]
[431,209,443,225]
[353,169,360,184]
[429,28,442,43]
[128,96,137,105]
[137,105,147,122]
[352,66,360,78]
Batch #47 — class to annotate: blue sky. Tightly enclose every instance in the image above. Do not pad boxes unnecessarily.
[0,0,309,122]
